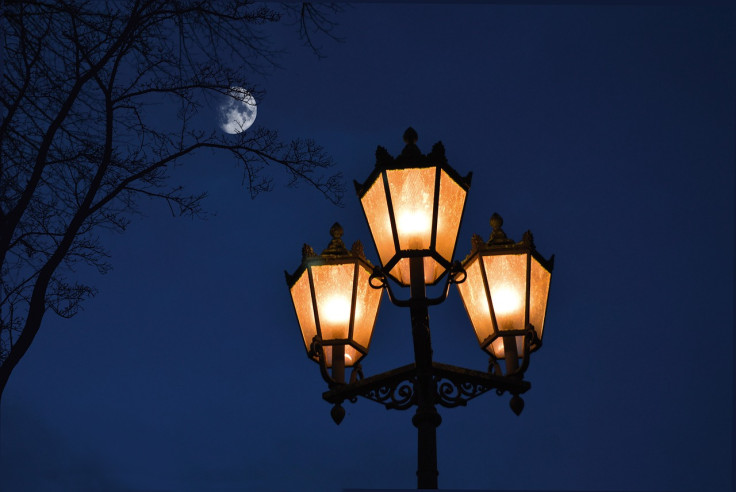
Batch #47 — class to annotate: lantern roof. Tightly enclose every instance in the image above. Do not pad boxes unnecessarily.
[464,213,555,272]
[353,127,473,198]
[284,222,373,288]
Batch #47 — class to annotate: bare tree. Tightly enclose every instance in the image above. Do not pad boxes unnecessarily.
[0,1,343,400]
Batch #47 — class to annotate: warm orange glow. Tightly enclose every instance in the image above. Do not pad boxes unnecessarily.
[322,296,351,325]
[456,258,492,343]
[458,244,551,363]
[530,256,552,341]
[435,169,466,262]
[287,225,385,370]
[361,176,395,268]
[358,165,468,286]
[387,168,435,251]
[490,336,524,358]
[396,210,432,249]
[353,264,382,348]
[290,273,317,351]
[322,344,362,368]
[484,254,526,332]
[491,285,522,315]
[312,263,354,340]
[392,256,441,286]
[457,252,531,356]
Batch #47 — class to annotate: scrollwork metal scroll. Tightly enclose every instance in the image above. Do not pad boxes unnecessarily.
[363,376,417,410]
[435,377,492,408]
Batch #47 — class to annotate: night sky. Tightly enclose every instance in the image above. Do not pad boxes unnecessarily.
[1,4,734,492]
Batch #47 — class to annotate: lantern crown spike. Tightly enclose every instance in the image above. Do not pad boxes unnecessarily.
[428,141,448,166]
[302,243,317,259]
[522,230,535,248]
[375,145,394,168]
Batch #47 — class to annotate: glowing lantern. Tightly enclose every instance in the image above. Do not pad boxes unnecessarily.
[354,128,472,286]
[285,223,383,382]
[456,214,554,375]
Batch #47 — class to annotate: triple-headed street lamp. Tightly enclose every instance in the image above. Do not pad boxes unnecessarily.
[285,128,554,490]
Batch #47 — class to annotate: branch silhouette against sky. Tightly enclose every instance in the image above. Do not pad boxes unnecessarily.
[0,1,343,401]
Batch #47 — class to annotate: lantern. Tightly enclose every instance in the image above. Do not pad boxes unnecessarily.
[285,223,383,382]
[354,128,471,286]
[456,213,554,375]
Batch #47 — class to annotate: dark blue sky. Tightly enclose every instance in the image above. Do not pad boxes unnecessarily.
[1,4,734,492]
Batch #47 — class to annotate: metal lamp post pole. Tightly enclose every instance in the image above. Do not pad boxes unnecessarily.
[409,256,440,489]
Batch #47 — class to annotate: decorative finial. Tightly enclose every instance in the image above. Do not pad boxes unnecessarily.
[490,213,503,230]
[488,212,513,245]
[322,222,349,256]
[509,394,524,416]
[403,127,418,145]
[398,127,422,163]
[330,222,343,239]
[331,403,346,425]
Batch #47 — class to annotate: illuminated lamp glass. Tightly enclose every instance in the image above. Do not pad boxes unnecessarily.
[285,223,383,381]
[456,213,553,375]
[355,128,471,286]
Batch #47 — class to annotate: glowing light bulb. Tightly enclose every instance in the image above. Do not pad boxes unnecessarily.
[397,210,431,248]
[492,286,521,315]
[345,353,353,364]
[320,296,351,340]
[323,296,351,324]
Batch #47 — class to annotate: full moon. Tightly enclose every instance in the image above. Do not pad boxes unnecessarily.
[218,86,257,134]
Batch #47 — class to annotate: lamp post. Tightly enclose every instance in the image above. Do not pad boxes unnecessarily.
[285,128,554,490]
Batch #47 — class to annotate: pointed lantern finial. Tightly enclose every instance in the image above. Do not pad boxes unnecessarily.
[403,127,418,145]
[321,222,349,255]
[488,213,513,245]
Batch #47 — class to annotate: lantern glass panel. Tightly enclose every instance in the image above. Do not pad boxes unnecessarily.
[530,256,552,341]
[392,256,443,286]
[353,264,382,348]
[457,257,494,344]
[482,253,527,332]
[490,335,525,358]
[290,272,317,352]
[311,263,355,340]
[386,168,435,251]
[435,169,466,263]
[361,176,395,268]
[322,345,362,368]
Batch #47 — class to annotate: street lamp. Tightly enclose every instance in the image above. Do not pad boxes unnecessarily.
[285,129,554,490]
[355,127,470,286]
[285,223,383,385]
[457,213,554,379]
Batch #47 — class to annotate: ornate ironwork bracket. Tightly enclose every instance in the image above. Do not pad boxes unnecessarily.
[322,361,530,424]
[369,261,466,308]
[432,362,526,408]
[323,363,418,411]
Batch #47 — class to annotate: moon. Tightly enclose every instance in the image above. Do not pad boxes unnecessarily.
[219,87,257,134]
